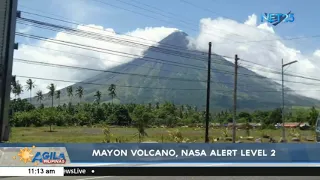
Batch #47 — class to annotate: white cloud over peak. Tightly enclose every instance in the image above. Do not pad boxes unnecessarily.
[13,25,178,98]
[13,14,320,101]
[313,50,320,57]
[189,15,320,100]
[244,14,257,26]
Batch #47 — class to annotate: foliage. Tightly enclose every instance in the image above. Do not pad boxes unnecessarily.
[11,80,23,98]
[36,90,44,104]
[47,83,56,107]
[94,91,102,104]
[168,129,189,143]
[56,90,61,105]
[76,86,84,103]
[108,84,117,104]
[7,79,318,143]
[9,78,319,131]
[102,125,113,143]
[66,86,73,102]
[25,79,36,103]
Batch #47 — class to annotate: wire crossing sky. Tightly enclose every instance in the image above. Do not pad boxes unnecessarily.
[14,0,320,101]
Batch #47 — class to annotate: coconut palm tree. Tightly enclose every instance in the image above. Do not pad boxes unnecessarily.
[47,83,56,107]
[12,80,23,99]
[56,90,61,105]
[66,86,73,103]
[108,84,116,104]
[75,86,83,103]
[11,78,17,98]
[94,90,102,104]
[25,79,36,103]
[36,90,44,104]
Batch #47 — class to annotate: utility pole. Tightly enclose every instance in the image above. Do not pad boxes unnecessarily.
[232,54,239,143]
[281,58,285,142]
[205,42,212,143]
[0,0,18,142]
[281,58,297,143]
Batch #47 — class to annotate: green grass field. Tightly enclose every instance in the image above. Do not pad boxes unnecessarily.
[8,126,317,143]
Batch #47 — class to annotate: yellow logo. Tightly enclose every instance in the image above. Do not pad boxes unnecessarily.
[13,145,37,165]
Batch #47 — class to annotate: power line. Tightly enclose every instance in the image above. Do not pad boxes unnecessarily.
[239,59,282,72]
[19,6,319,48]
[88,0,309,57]
[130,0,195,22]
[17,9,206,55]
[17,16,234,61]
[16,75,205,91]
[15,30,252,78]
[239,61,320,83]
[14,57,320,89]
[120,0,292,52]
[14,58,207,83]
[20,43,260,80]
[92,0,320,46]
[19,17,255,72]
[240,58,317,79]
[18,43,284,85]
[17,17,210,62]
[17,32,320,87]
[14,58,265,88]
[16,34,320,87]
[18,5,320,57]
[178,0,283,40]
[13,5,320,105]
[15,28,320,86]
[178,0,320,60]
[115,0,250,41]
[18,9,315,66]
[15,75,320,93]
[18,17,299,76]
[89,0,238,43]
[15,32,208,71]
[12,57,270,90]
[17,8,272,58]
[19,43,202,77]
[17,11,240,60]
[18,8,316,73]
[116,0,194,27]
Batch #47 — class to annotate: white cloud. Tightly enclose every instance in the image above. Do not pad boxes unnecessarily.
[189,15,320,100]
[313,50,320,57]
[13,14,320,101]
[244,14,257,26]
[13,25,178,98]
[17,26,32,33]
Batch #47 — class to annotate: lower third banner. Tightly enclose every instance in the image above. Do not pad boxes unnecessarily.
[63,167,320,176]
[2,143,320,165]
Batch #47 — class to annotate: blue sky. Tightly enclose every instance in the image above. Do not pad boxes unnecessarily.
[17,0,319,53]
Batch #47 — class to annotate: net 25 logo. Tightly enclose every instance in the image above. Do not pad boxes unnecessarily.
[261,11,294,26]
[13,146,66,166]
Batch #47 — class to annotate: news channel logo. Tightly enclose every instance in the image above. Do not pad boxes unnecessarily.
[12,146,66,166]
[261,11,294,26]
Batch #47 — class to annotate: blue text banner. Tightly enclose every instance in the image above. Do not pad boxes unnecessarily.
[1,143,319,163]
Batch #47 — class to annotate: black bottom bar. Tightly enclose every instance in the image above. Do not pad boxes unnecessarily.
[64,167,320,176]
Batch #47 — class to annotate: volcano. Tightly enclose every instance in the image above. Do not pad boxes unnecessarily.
[37,31,320,111]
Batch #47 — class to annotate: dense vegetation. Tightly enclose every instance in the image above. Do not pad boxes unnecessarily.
[10,79,319,131]
[9,97,319,129]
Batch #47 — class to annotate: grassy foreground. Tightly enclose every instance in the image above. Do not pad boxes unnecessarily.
[8,126,316,143]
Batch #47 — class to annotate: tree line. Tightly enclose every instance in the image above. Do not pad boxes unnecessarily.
[11,79,117,106]
[9,79,319,130]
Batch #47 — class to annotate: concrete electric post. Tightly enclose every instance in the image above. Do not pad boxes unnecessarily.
[0,0,18,142]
